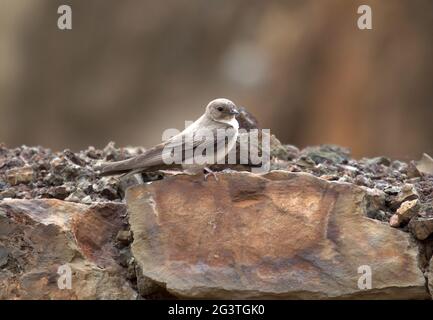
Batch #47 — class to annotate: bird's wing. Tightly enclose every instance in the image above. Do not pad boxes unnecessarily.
[98,143,167,175]
[98,121,236,175]
[161,127,222,164]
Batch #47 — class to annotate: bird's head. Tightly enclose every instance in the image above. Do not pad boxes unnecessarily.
[205,98,239,123]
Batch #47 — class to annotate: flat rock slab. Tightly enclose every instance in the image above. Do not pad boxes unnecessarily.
[0,199,136,299]
[127,171,428,299]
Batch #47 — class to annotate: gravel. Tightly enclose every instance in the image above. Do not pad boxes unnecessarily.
[0,142,432,223]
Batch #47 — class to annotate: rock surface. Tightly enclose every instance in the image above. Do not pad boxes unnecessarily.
[1,143,433,300]
[5,166,34,185]
[127,171,429,299]
[430,258,433,295]
[0,199,136,299]
[390,199,421,228]
[416,153,433,175]
[409,217,433,240]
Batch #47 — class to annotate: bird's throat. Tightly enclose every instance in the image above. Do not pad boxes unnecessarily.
[214,116,239,129]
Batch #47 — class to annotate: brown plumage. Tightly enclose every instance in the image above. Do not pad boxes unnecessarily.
[96,98,239,176]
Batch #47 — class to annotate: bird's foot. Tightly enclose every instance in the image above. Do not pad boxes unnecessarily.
[204,167,218,181]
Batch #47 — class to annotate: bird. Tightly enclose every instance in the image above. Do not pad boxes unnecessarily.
[96,98,240,179]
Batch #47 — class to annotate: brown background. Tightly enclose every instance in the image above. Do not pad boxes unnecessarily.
[0,0,432,160]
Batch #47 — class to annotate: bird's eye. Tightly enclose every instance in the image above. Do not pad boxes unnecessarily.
[217,106,224,112]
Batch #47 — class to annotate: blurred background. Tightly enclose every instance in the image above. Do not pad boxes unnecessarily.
[0,0,432,159]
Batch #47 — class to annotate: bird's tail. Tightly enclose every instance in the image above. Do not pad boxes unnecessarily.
[94,144,166,176]
[95,158,142,176]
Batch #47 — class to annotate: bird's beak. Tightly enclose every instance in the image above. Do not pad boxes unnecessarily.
[229,109,239,115]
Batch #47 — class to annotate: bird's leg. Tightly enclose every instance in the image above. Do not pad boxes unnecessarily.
[204,167,218,181]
